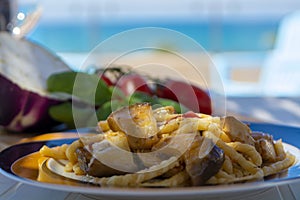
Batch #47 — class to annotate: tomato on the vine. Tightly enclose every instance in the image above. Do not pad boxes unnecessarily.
[115,74,153,96]
[100,75,114,86]
[155,80,212,114]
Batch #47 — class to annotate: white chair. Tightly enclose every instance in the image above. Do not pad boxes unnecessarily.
[211,11,300,97]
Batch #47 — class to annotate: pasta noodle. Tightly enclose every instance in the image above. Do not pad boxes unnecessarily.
[94,157,180,187]
[39,144,68,160]
[274,139,286,161]
[65,140,83,163]
[262,152,295,176]
[222,155,233,174]
[140,170,190,187]
[227,142,262,166]
[203,131,260,174]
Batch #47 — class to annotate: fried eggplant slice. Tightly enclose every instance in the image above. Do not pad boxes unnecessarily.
[221,116,255,146]
[76,147,126,177]
[152,106,176,122]
[77,131,138,177]
[252,132,278,163]
[184,135,225,186]
[107,103,159,150]
[137,133,195,169]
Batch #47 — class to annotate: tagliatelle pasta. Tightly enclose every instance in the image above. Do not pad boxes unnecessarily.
[65,140,83,163]
[262,152,295,176]
[39,144,68,160]
[39,103,296,187]
[227,142,262,166]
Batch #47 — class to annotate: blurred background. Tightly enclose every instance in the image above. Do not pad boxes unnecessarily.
[10,0,300,97]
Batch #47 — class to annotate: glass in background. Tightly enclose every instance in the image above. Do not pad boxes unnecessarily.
[0,0,17,32]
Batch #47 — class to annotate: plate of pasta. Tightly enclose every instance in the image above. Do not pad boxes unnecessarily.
[0,103,300,199]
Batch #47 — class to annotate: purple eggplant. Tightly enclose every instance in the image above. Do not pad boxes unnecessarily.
[0,33,70,132]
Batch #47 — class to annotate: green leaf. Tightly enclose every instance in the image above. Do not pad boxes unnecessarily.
[128,91,154,105]
[47,71,74,94]
[49,102,74,128]
[47,71,111,105]
[154,98,189,114]
[49,102,95,128]
[109,86,126,101]
[95,100,127,120]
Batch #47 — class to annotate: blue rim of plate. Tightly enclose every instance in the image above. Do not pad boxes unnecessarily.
[0,122,300,197]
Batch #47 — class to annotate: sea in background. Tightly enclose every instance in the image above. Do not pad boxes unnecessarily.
[27,20,278,54]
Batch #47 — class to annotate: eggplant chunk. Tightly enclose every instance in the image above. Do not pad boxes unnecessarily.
[76,147,126,177]
[256,139,277,163]
[76,131,138,177]
[152,106,175,122]
[184,135,225,186]
[138,134,195,168]
[252,132,278,163]
[221,116,255,146]
[107,103,159,150]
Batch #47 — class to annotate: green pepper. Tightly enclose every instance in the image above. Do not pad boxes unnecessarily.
[128,91,154,105]
[95,100,127,121]
[47,71,111,105]
[49,102,95,128]
[154,97,189,114]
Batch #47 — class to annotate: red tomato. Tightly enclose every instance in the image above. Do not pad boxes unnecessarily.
[100,74,114,86]
[155,84,177,101]
[115,74,153,96]
[156,80,212,114]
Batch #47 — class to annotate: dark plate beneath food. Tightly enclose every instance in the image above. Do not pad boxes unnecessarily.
[0,122,300,198]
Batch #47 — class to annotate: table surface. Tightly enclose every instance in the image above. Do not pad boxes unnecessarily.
[1,96,300,199]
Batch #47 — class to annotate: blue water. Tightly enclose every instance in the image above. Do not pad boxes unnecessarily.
[27,20,279,53]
